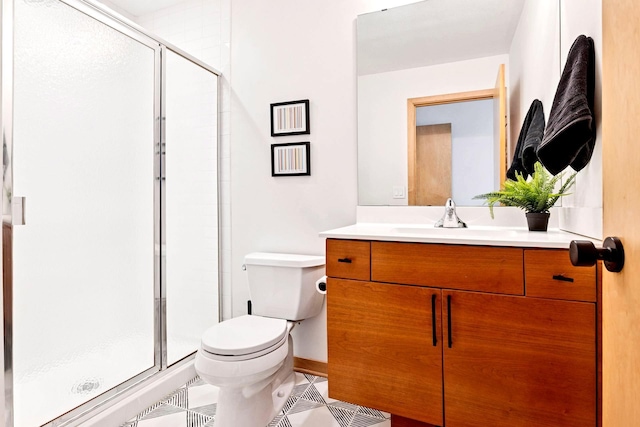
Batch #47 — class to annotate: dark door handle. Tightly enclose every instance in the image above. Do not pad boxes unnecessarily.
[337,258,352,263]
[570,237,624,273]
[447,295,452,348]
[431,294,437,347]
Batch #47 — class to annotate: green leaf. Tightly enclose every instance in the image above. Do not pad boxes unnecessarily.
[473,162,577,217]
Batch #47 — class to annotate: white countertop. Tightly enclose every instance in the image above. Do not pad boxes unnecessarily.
[320,223,601,249]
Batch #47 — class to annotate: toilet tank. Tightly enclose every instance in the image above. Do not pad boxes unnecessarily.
[244,252,325,321]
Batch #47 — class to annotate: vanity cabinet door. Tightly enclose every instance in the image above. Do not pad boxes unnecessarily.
[327,278,444,426]
[442,290,596,427]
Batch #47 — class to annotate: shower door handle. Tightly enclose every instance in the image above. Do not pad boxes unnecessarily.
[11,196,26,225]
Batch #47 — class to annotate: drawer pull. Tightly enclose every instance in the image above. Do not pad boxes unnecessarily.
[431,294,437,347]
[552,274,575,283]
[447,295,453,349]
[337,258,352,263]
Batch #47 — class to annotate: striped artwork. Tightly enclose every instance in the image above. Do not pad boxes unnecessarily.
[271,100,310,136]
[271,142,311,176]
[275,104,305,132]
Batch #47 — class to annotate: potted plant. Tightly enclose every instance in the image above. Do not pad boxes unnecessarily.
[474,162,576,231]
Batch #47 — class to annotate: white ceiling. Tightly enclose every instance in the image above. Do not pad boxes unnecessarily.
[103,0,186,17]
[358,0,526,75]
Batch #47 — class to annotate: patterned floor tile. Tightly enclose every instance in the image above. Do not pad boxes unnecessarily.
[287,397,325,415]
[268,414,293,427]
[122,374,391,427]
[300,383,326,404]
[161,387,188,409]
[133,404,213,427]
[186,382,220,409]
[190,403,217,417]
[141,404,185,420]
[326,405,355,426]
[350,412,390,427]
[287,405,342,427]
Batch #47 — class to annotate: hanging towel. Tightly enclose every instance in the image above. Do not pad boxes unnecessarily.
[506,99,545,180]
[536,35,596,175]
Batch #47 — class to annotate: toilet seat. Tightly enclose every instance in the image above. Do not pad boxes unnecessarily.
[200,315,288,361]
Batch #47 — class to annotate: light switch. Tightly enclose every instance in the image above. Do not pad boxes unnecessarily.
[393,186,406,199]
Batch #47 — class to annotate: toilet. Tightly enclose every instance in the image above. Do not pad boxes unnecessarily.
[194,252,325,427]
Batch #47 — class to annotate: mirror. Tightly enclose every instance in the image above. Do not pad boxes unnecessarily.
[357,0,558,206]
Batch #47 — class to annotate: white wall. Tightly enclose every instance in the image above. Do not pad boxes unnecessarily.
[230,0,424,362]
[508,0,560,153]
[508,0,602,239]
[358,55,508,206]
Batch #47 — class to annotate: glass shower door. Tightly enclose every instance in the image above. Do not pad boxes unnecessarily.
[164,49,219,365]
[12,0,158,425]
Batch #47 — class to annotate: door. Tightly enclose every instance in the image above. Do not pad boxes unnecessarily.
[494,63,507,185]
[415,124,452,206]
[602,0,640,424]
[442,290,596,427]
[10,0,157,425]
[164,49,219,366]
[327,279,444,425]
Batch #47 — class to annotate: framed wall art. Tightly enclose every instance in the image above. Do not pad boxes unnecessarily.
[271,142,310,176]
[270,99,310,136]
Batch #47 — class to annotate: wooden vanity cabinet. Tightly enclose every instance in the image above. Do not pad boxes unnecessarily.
[443,290,595,427]
[328,279,443,425]
[326,239,598,427]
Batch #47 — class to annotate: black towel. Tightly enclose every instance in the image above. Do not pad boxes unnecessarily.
[537,35,596,175]
[506,99,545,180]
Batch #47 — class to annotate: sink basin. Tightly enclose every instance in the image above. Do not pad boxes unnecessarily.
[390,225,526,239]
[391,226,467,234]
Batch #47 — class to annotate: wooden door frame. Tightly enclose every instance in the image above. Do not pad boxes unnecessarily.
[407,89,499,205]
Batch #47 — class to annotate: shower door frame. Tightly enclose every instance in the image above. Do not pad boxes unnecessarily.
[0,0,222,425]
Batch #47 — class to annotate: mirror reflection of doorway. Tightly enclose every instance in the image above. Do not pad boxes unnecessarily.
[409,97,496,206]
[407,64,507,206]
[415,124,452,205]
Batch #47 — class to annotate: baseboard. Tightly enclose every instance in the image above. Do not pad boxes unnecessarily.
[294,357,328,378]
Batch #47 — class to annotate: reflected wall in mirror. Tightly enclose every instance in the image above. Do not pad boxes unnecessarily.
[357,0,560,206]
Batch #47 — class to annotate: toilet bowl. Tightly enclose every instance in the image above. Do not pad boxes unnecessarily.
[194,251,325,427]
[195,315,297,427]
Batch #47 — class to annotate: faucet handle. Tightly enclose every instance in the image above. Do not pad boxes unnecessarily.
[435,198,467,228]
[445,198,456,212]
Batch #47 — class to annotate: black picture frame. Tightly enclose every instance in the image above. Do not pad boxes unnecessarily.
[270,99,310,136]
[271,142,311,177]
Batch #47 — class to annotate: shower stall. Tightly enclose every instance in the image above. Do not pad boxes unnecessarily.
[1,0,220,425]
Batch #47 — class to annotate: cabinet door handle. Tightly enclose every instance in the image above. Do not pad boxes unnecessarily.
[552,274,574,283]
[431,294,437,347]
[337,257,352,263]
[447,295,453,348]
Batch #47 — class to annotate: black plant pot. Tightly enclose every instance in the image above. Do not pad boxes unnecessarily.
[526,212,550,232]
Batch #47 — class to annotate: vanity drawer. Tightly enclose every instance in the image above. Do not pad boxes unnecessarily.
[371,242,524,295]
[524,249,596,302]
[326,239,371,281]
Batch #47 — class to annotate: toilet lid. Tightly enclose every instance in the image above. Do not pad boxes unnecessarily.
[201,315,288,356]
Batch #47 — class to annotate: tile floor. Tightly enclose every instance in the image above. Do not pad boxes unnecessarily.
[122,372,391,427]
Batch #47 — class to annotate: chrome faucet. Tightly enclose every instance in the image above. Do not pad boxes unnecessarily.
[434,198,467,228]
